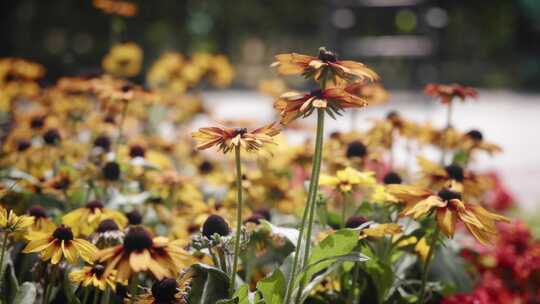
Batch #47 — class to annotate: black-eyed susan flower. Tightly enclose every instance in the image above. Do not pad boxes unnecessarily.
[276,85,368,124]
[461,129,502,155]
[69,263,117,291]
[26,205,56,234]
[22,224,98,264]
[191,123,280,154]
[416,156,489,199]
[134,274,192,304]
[102,42,143,77]
[388,184,509,244]
[95,226,191,283]
[424,83,477,104]
[272,47,378,85]
[319,167,376,193]
[62,200,128,236]
[0,206,34,233]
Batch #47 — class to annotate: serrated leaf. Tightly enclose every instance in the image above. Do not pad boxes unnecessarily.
[13,282,37,304]
[257,269,285,304]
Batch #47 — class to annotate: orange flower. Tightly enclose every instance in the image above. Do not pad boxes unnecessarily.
[388,184,509,244]
[424,83,477,104]
[271,47,378,85]
[276,85,367,124]
[191,123,280,154]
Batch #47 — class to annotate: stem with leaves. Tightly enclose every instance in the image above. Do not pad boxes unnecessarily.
[230,145,243,296]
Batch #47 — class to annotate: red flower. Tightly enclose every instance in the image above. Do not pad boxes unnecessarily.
[424,83,477,104]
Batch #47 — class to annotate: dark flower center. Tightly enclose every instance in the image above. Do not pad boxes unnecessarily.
[30,116,45,129]
[93,135,111,151]
[199,160,214,174]
[318,48,337,62]
[310,89,324,98]
[244,213,265,225]
[28,205,47,219]
[53,225,74,241]
[345,216,369,229]
[346,141,367,159]
[202,215,230,238]
[445,164,464,182]
[129,145,146,158]
[121,84,133,92]
[151,278,179,303]
[125,210,142,225]
[123,227,153,253]
[187,224,201,234]
[102,161,120,181]
[466,129,483,141]
[437,188,462,201]
[383,172,402,185]
[43,129,61,145]
[96,219,120,233]
[91,264,106,278]
[86,200,104,210]
[53,176,70,190]
[104,115,115,124]
[233,128,248,137]
[253,208,271,221]
[17,140,31,152]
[386,111,400,120]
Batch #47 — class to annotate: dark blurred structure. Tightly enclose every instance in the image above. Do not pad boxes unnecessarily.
[1,0,539,90]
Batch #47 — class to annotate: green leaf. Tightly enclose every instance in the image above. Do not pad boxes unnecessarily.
[257,269,285,304]
[62,269,81,304]
[216,284,251,304]
[188,263,230,304]
[304,229,359,280]
[13,282,37,304]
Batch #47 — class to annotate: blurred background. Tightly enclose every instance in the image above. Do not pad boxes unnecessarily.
[1,0,540,211]
[1,0,540,90]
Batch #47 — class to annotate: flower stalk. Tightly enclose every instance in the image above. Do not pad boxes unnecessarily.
[418,226,440,304]
[230,145,243,296]
[285,108,325,304]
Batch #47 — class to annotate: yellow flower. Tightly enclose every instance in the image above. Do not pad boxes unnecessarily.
[26,205,56,234]
[320,167,376,193]
[461,129,502,156]
[370,185,399,204]
[415,237,430,262]
[0,206,34,233]
[102,42,143,77]
[388,184,510,244]
[62,200,127,237]
[22,225,98,264]
[134,273,193,304]
[95,227,191,283]
[69,264,117,291]
[192,123,280,154]
[360,223,402,239]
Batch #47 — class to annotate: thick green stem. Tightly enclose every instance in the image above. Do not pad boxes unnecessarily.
[347,263,360,304]
[43,265,57,304]
[418,226,440,304]
[82,287,90,304]
[288,109,326,304]
[92,289,100,304]
[230,145,243,296]
[129,274,139,304]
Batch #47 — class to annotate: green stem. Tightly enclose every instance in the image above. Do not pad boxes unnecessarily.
[82,287,90,304]
[347,263,360,304]
[102,287,110,304]
[342,192,351,228]
[129,274,139,304]
[418,226,440,304]
[92,289,100,304]
[0,232,8,302]
[290,109,326,304]
[43,265,57,304]
[230,145,243,296]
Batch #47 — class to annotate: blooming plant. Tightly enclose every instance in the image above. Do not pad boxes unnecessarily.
[0,26,531,304]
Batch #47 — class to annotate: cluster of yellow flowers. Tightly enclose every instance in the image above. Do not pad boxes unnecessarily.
[0,45,512,304]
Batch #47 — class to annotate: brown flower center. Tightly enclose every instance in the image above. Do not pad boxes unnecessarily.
[123,227,153,253]
[91,264,106,278]
[233,128,248,137]
[86,200,104,211]
[466,129,483,141]
[53,225,74,241]
[346,141,367,159]
[444,164,464,182]
[97,219,119,233]
[318,48,338,62]
[437,188,462,201]
[28,205,47,219]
